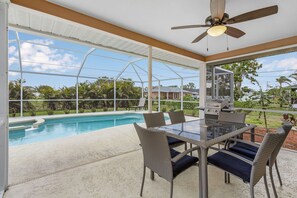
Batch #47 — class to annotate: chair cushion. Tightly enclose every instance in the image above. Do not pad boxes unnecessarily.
[229,142,258,159]
[167,136,185,146]
[170,148,180,158]
[208,151,252,183]
[171,149,198,178]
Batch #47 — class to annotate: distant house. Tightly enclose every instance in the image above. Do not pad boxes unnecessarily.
[145,86,197,100]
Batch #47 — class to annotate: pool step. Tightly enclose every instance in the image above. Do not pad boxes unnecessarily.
[9,118,45,131]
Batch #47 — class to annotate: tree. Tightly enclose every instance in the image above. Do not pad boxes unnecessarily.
[60,86,76,110]
[9,79,36,115]
[289,73,297,81]
[276,76,291,107]
[251,80,270,132]
[183,82,195,90]
[36,85,60,110]
[222,60,262,100]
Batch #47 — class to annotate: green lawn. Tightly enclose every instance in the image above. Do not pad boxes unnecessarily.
[245,111,284,129]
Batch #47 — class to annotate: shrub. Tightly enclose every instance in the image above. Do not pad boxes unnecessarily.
[30,111,36,116]
[169,108,176,112]
[191,110,196,117]
[91,108,96,112]
[79,108,85,113]
[161,107,167,112]
[103,107,108,112]
[47,110,54,115]
[184,102,198,110]
[64,109,70,114]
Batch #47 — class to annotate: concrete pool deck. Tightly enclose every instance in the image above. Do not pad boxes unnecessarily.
[4,116,297,197]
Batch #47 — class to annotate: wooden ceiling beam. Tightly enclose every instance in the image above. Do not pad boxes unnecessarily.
[206,35,297,62]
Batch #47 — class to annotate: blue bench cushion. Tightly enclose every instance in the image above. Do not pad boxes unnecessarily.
[170,149,198,178]
[208,151,252,183]
[167,136,185,146]
[229,142,258,159]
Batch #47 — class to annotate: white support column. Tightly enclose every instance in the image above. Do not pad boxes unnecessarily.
[148,46,153,113]
[230,73,234,103]
[199,63,207,119]
[216,74,219,99]
[212,67,216,99]
[158,80,161,112]
[76,77,79,114]
[181,78,183,110]
[0,2,9,193]
[114,80,116,111]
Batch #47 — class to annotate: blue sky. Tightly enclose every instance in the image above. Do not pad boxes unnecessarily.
[8,30,199,89]
[8,30,296,92]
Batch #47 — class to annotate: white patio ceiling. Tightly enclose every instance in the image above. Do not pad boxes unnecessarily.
[47,0,297,57]
[8,4,203,69]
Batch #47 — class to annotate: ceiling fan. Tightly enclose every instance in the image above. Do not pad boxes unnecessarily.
[171,0,278,43]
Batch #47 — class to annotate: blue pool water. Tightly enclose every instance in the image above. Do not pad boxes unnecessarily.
[9,113,146,146]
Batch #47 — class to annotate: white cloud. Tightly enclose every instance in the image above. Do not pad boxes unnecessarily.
[8,39,80,73]
[8,45,16,54]
[8,71,19,77]
[261,57,297,72]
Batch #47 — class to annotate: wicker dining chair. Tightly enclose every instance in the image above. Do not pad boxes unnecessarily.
[227,124,292,198]
[168,111,186,124]
[134,123,198,198]
[143,112,188,180]
[143,112,187,149]
[168,110,194,154]
[208,132,284,198]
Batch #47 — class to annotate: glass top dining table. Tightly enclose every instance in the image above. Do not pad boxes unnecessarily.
[154,119,256,198]
[155,119,255,148]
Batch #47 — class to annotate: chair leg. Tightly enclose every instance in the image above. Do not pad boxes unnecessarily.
[269,166,278,198]
[224,172,227,183]
[275,160,283,186]
[140,166,146,197]
[190,143,193,156]
[150,170,155,180]
[170,180,173,198]
[224,172,230,184]
[250,186,255,198]
[184,143,187,151]
[264,174,271,198]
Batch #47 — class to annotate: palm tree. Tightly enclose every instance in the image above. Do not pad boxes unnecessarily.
[289,73,297,81]
[276,76,291,107]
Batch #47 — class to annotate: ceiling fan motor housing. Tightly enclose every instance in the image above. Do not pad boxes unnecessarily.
[205,13,229,26]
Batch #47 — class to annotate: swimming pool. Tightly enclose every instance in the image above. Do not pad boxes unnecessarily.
[9,113,147,146]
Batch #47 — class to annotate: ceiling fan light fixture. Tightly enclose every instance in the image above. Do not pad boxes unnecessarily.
[207,25,227,37]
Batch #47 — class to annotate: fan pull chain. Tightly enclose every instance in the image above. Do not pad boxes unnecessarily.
[226,35,229,51]
[207,35,209,52]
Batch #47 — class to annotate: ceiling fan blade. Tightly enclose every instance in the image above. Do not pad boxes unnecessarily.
[192,31,208,43]
[227,5,278,24]
[210,0,226,20]
[171,25,210,30]
[225,26,246,38]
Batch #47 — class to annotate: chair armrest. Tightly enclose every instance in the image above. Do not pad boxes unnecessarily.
[228,138,260,148]
[171,146,199,163]
[244,131,265,137]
